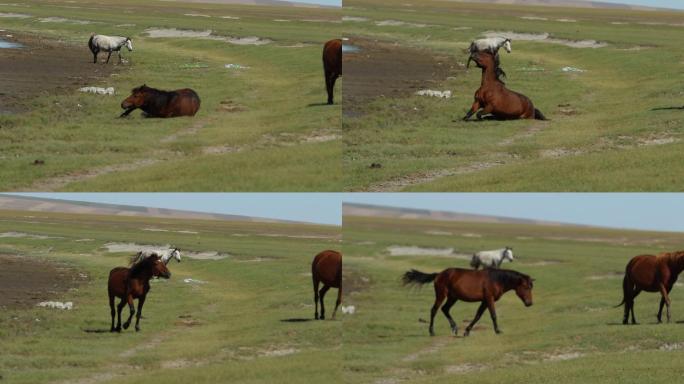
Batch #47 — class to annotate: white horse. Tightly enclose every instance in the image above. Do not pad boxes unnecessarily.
[468,36,512,57]
[470,247,514,269]
[131,248,181,266]
[88,34,133,64]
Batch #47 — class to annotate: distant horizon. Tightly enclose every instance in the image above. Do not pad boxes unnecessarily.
[344,194,684,233]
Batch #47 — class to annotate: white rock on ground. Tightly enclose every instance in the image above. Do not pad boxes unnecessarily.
[415,90,452,98]
[79,87,115,95]
[37,301,73,310]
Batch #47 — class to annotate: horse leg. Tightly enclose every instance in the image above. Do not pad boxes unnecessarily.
[462,101,481,121]
[115,298,126,332]
[429,287,446,336]
[464,302,487,337]
[109,293,116,332]
[93,51,98,64]
[313,277,320,320]
[135,294,146,332]
[630,288,640,324]
[331,286,342,320]
[486,297,501,334]
[319,285,330,320]
[122,295,136,330]
[441,297,458,335]
[657,285,671,323]
[476,104,494,121]
[659,284,672,323]
[325,71,335,105]
[105,51,112,64]
[118,50,123,64]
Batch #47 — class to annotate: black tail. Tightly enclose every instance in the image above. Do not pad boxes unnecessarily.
[402,269,438,286]
[88,34,96,53]
[614,274,630,307]
[534,108,547,121]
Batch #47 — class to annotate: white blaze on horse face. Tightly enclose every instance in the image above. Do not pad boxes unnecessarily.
[126,39,133,51]
[503,40,512,53]
[504,248,514,262]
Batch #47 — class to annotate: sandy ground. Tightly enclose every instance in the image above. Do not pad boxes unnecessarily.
[0,32,114,114]
[0,254,85,309]
[342,37,460,116]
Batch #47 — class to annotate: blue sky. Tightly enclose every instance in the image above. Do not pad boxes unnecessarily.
[344,194,684,233]
[598,0,684,10]
[10,193,343,226]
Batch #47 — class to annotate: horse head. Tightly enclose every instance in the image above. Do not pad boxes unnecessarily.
[171,248,182,263]
[121,84,149,110]
[502,38,512,53]
[504,247,514,262]
[514,274,534,307]
[149,255,171,279]
[125,38,133,51]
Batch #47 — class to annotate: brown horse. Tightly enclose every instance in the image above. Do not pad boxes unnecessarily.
[108,254,171,332]
[618,251,684,324]
[463,51,546,121]
[403,268,534,336]
[323,39,342,105]
[120,84,200,118]
[312,250,342,320]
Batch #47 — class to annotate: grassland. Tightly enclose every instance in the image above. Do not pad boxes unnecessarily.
[343,0,684,191]
[0,0,341,191]
[342,212,684,383]
[0,209,341,383]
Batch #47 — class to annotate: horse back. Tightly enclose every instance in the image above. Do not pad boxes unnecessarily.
[108,267,129,297]
[626,254,663,291]
[323,39,342,75]
[312,250,342,287]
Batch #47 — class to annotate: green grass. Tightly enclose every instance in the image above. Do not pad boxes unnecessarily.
[343,214,684,383]
[0,210,341,383]
[0,0,341,191]
[343,0,684,191]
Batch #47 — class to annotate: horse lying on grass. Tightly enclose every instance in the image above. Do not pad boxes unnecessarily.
[463,51,547,121]
[120,85,200,118]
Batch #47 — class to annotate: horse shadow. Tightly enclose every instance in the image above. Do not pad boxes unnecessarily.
[651,106,684,111]
[82,328,111,333]
[306,102,334,108]
[280,318,314,323]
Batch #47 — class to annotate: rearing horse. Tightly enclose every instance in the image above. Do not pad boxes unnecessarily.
[323,39,342,105]
[618,250,684,324]
[463,52,546,121]
[312,250,342,320]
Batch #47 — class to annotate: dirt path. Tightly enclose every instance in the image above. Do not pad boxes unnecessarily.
[343,37,460,117]
[0,32,115,114]
[0,253,86,309]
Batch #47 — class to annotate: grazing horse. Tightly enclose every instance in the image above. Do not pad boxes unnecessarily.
[617,250,684,324]
[108,254,171,332]
[88,34,133,64]
[120,85,201,118]
[312,250,342,320]
[463,52,546,121]
[323,39,342,105]
[131,248,181,266]
[403,268,533,336]
[471,247,514,269]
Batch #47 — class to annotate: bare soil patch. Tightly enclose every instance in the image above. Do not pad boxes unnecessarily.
[0,32,114,114]
[0,253,86,309]
[343,37,460,116]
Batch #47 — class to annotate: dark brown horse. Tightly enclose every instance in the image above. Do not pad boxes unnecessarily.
[403,268,534,336]
[108,254,171,332]
[120,85,200,118]
[323,39,342,105]
[618,251,684,324]
[463,51,546,121]
[312,249,342,320]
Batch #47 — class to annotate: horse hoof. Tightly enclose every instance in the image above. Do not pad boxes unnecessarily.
[123,322,130,330]
[495,330,502,334]
[135,327,140,332]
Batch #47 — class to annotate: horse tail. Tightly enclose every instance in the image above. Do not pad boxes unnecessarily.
[534,108,547,121]
[88,34,96,53]
[615,260,635,307]
[402,269,438,286]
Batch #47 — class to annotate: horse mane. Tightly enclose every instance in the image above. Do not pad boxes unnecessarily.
[487,269,531,289]
[659,250,684,262]
[129,254,159,277]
